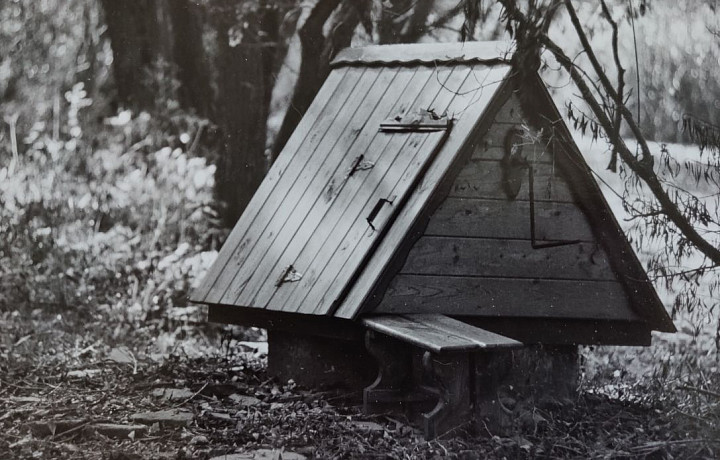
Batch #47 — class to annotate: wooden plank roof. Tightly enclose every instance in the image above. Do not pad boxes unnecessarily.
[191,41,674,335]
[191,44,512,316]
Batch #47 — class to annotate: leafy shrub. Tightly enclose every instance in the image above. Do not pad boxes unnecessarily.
[0,79,226,349]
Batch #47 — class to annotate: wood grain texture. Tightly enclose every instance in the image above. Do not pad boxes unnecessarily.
[409,314,522,348]
[424,198,595,241]
[470,124,555,163]
[374,275,640,321]
[190,67,350,303]
[400,237,616,280]
[361,314,521,353]
[334,65,512,319]
[491,93,525,124]
[230,66,412,308]
[460,317,652,346]
[298,66,474,315]
[449,159,573,202]
[199,66,367,305]
[223,66,392,307]
[284,130,446,313]
[363,315,480,352]
[525,74,674,332]
[266,66,450,313]
[207,304,364,341]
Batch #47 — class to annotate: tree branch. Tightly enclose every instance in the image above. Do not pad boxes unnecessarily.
[493,0,720,267]
[542,34,720,266]
[563,0,650,164]
[599,0,624,172]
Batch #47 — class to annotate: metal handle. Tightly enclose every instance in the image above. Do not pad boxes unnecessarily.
[367,198,394,231]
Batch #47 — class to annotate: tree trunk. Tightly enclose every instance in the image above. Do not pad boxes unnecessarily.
[100,0,171,109]
[376,0,434,44]
[273,0,438,159]
[212,3,281,226]
[167,0,212,117]
[272,0,365,159]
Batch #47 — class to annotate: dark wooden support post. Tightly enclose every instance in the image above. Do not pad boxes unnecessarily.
[421,351,472,439]
[363,330,414,413]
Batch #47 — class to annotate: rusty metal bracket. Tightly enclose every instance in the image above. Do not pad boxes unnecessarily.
[347,154,375,177]
[380,109,452,132]
[275,265,303,287]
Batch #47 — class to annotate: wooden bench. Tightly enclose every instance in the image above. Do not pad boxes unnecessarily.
[361,314,522,439]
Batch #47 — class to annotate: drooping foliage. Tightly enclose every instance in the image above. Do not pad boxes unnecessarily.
[462,0,720,347]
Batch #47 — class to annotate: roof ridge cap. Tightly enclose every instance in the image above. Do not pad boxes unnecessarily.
[331,41,514,68]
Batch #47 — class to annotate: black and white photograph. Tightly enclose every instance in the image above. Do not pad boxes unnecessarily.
[1,1,718,458]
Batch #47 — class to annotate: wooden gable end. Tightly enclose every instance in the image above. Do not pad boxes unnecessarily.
[371,93,643,324]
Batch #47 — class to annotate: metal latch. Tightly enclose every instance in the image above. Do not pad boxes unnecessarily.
[275,265,303,287]
[380,109,452,132]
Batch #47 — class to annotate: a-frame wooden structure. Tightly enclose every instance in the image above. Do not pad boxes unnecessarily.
[191,40,675,439]
[192,41,674,344]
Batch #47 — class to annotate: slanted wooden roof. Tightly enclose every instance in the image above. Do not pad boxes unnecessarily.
[192,41,674,336]
[191,42,512,316]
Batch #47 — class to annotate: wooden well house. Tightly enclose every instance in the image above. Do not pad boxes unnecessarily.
[191,41,675,438]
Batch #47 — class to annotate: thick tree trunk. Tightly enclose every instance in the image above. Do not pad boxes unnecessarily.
[102,0,210,115]
[213,4,281,226]
[273,0,436,158]
[376,0,433,44]
[272,0,364,159]
[167,0,212,117]
[100,0,171,109]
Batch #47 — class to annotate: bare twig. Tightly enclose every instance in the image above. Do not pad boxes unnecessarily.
[173,381,208,408]
[4,113,19,175]
[678,384,720,399]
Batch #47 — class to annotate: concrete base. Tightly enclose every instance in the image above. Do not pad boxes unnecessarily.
[267,330,375,391]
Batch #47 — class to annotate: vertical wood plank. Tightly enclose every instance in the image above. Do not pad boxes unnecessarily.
[220,67,391,306]
[247,67,426,309]
[334,65,512,319]
[300,66,475,315]
[190,67,349,303]
[264,67,439,311]
[203,66,369,305]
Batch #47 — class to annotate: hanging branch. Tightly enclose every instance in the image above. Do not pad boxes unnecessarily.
[682,114,720,154]
[495,0,720,267]
[599,0,623,172]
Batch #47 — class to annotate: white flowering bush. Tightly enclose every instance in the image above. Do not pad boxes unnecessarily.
[0,90,225,346]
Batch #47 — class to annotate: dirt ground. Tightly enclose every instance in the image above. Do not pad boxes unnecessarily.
[1,310,719,460]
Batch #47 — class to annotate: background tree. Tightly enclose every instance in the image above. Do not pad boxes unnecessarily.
[98,0,464,226]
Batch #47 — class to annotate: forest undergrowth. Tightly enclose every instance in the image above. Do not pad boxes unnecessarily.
[0,89,719,458]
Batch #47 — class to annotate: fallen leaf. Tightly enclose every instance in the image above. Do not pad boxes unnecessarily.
[108,346,135,365]
[13,334,31,347]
